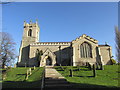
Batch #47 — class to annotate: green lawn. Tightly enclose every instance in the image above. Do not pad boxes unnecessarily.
[55,65,119,88]
[1,67,44,88]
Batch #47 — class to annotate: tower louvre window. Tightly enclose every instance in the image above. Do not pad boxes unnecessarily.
[28,29,32,36]
[80,42,92,58]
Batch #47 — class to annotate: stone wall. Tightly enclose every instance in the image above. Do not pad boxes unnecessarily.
[99,45,112,65]
[17,21,40,67]
[18,21,112,67]
[72,34,98,66]
[29,42,71,66]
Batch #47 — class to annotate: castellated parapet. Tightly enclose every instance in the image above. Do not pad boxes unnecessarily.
[30,42,71,46]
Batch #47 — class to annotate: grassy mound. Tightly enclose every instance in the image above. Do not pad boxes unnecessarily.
[1,67,44,88]
[55,65,119,88]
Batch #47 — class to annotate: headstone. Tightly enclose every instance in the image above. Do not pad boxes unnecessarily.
[14,64,16,68]
[25,70,29,80]
[34,66,36,70]
[29,68,32,75]
[77,66,80,71]
[96,63,99,70]
[86,62,89,67]
[25,74,28,80]
[88,63,92,70]
[25,63,26,68]
[100,63,104,70]
[69,69,73,77]
[93,64,96,77]
[2,74,6,80]
[60,64,61,66]
[26,70,29,75]
[60,66,64,71]
[4,65,7,69]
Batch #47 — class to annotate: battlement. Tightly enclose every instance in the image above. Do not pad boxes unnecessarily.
[30,42,71,46]
[23,20,39,28]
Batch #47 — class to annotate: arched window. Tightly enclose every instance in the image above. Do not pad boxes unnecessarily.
[28,29,32,36]
[80,42,92,58]
[35,49,40,60]
[36,49,39,56]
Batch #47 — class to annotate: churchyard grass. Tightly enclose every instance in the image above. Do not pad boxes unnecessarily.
[1,67,44,88]
[54,65,119,88]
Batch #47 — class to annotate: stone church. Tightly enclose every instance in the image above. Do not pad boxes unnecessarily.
[17,20,112,67]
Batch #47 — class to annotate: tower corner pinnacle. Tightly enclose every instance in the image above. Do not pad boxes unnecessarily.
[24,20,26,26]
[30,20,32,24]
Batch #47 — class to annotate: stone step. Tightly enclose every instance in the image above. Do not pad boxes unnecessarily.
[45,81,69,84]
[45,78,67,81]
[45,89,80,90]
[44,67,75,90]
[45,66,53,68]
[45,85,79,90]
[45,77,65,79]
[45,84,72,87]
[45,88,80,90]
[45,79,68,83]
[45,80,68,82]
[45,79,73,88]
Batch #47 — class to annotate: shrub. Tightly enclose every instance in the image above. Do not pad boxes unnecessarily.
[111,59,116,65]
[7,66,12,70]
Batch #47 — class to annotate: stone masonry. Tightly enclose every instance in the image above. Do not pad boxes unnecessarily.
[17,20,112,67]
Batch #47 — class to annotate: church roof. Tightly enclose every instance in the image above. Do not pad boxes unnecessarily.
[98,44,110,47]
[30,34,99,46]
[72,34,98,44]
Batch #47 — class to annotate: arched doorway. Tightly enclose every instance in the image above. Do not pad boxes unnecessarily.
[46,56,52,66]
[40,48,56,67]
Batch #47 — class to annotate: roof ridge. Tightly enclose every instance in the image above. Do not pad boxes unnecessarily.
[72,34,98,44]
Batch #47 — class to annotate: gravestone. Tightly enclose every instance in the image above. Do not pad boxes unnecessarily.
[86,62,89,67]
[69,69,73,77]
[88,63,92,70]
[93,64,96,77]
[26,70,29,75]
[25,63,26,68]
[33,66,36,70]
[14,64,16,68]
[77,66,80,71]
[25,70,29,80]
[29,68,32,75]
[100,63,104,70]
[2,74,6,80]
[96,62,99,70]
[25,74,28,80]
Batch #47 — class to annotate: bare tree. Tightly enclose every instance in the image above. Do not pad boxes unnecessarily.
[0,32,16,68]
[115,27,120,63]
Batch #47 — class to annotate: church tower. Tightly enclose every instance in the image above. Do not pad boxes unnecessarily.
[17,20,40,67]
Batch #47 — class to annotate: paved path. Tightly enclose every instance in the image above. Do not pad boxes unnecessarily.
[44,66,79,90]
[45,66,64,79]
